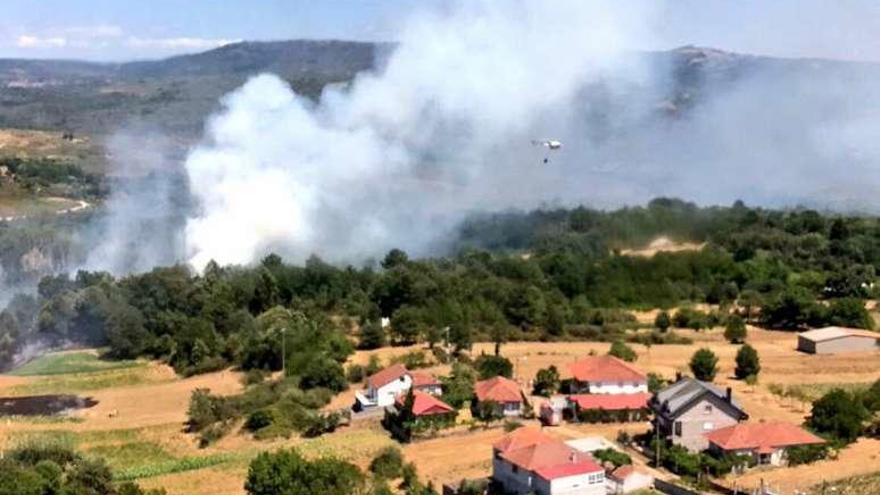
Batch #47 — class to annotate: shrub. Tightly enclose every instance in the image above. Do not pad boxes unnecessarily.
[474,354,513,379]
[243,369,268,386]
[786,444,829,465]
[647,372,666,393]
[673,308,710,330]
[245,410,274,432]
[592,448,631,468]
[299,358,347,392]
[346,364,366,384]
[655,311,671,332]
[608,340,637,362]
[369,447,404,479]
[245,449,364,495]
[392,350,430,370]
[734,344,760,380]
[364,355,382,376]
[689,348,718,382]
[724,315,747,343]
[807,389,869,444]
[533,365,560,396]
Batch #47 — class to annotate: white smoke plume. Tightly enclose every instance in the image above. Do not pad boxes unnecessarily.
[183,1,658,268]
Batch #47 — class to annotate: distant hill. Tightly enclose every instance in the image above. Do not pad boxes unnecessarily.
[0,40,879,158]
[0,40,387,138]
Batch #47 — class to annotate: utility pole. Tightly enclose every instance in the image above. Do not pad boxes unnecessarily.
[655,418,660,467]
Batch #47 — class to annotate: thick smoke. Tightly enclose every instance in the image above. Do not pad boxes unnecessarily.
[183,1,658,268]
[183,1,880,269]
[82,127,189,274]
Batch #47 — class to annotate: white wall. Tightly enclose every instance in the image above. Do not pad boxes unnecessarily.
[370,374,412,407]
[494,456,604,495]
[534,471,604,495]
[586,381,648,395]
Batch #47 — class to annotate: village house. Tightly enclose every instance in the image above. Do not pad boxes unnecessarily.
[651,377,749,452]
[410,370,443,395]
[355,364,442,409]
[492,427,606,495]
[567,392,651,422]
[704,421,825,466]
[394,390,455,418]
[568,356,648,394]
[605,465,654,494]
[797,326,880,354]
[474,375,526,417]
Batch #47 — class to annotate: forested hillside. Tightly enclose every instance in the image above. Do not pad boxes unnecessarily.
[1,198,877,373]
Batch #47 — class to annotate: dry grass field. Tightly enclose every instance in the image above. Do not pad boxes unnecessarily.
[0,128,105,173]
[1,327,878,495]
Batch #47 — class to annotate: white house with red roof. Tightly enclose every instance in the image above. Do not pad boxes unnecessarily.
[704,421,825,466]
[568,356,648,395]
[474,375,526,417]
[605,465,654,494]
[492,427,605,495]
[355,364,442,409]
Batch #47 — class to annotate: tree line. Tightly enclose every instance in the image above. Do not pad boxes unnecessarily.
[1,198,878,374]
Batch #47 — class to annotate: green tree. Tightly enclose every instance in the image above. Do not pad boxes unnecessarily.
[533,365,560,396]
[734,344,760,380]
[689,348,718,381]
[381,249,409,270]
[474,354,513,379]
[807,389,868,444]
[358,320,386,350]
[245,449,365,495]
[826,298,873,329]
[440,363,476,409]
[738,290,763,322]
[724,314,747,344]
[654,311,671,332]
[369,447,404,479]
[390,306,424,345]
[608,340,637,362]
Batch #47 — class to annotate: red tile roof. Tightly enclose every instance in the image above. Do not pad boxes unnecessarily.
[493,426,556,453]
[705,422,825,452]
[607,464,635,481]
[367,363,408,389]
[474,376,523,403]
[569,393,650,411]
[569,356,646,383]
[411,371,441,388]
[500,441,585,471]
[395,390,455,417]
[534,459,603,481]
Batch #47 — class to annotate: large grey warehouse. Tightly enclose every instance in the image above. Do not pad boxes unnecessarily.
[797,326,880,354]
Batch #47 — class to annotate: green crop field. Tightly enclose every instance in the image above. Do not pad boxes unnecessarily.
[10,351,140,376]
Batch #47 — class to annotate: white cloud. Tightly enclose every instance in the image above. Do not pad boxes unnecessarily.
[126,36,239,50]
[16,35,67,48]
[64,25,125,39]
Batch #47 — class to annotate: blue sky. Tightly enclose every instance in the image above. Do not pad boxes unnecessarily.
[2,0,879,62]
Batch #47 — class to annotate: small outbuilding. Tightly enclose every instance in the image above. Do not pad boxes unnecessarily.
[797,326,880,354]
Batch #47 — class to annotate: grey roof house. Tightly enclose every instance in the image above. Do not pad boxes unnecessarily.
[650,377,749,452]
[797,326,880,354]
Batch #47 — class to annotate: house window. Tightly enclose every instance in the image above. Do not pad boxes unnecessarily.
[674,421,682,436]
[703,422,714,431]
[512,465,518,474]
[704,404,713,414]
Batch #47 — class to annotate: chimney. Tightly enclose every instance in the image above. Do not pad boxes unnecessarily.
[725,387,732,402]
[675,371,682,382]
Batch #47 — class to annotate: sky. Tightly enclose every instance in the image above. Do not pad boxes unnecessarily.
[1,0,880,62]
